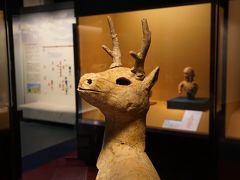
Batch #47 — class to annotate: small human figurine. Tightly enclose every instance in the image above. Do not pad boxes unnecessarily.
[178,66,198,99]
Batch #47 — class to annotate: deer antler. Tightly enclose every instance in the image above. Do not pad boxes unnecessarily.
[130,19,151,80]
[102,16,122,69]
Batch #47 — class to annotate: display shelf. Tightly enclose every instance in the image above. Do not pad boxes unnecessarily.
[226,108,240,139]
[80,100,209,134]
[167,96,210,111]
[19,102,76,124]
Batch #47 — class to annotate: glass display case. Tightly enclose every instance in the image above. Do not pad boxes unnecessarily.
[10,1,78,178]
[75,1,220,179]
[77,3,212,135]
[0,3,10,130]
[12,4,77,125]
[221,0,240,140]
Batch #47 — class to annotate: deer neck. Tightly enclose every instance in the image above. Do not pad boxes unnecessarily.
[102,112,147,152]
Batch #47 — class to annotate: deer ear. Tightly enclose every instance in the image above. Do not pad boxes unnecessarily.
[142,66,160,91]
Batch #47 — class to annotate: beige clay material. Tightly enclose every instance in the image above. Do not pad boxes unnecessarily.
[178,66,198,99]
[78,16,160,180]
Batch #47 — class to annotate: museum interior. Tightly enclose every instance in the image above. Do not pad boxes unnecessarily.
[1,0,240,179]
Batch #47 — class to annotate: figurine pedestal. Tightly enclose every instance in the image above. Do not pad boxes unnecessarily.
[167,96,209,111]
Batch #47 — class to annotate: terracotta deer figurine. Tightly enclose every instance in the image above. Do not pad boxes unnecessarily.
[78,16,160,180]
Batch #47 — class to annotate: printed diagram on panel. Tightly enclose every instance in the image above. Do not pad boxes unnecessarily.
[42,45,74,96]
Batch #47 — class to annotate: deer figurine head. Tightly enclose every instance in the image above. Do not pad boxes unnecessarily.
[78,16,160,180]
[78,16,159,119]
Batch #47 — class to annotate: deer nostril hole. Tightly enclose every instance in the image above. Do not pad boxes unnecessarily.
[116,77,131,86]
[87,79,92,85]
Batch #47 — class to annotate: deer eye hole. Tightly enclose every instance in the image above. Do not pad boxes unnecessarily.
[116,77,131,86]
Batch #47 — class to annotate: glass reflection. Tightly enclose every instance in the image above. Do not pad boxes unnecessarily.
[0,10,10,129]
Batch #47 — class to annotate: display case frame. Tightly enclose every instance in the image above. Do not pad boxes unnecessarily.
[218,0,240,142]
[0,0,22,179]
[216,0,240,172]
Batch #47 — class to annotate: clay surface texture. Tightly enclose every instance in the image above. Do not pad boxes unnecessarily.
[78,16,160,180]
[178,66,198,99]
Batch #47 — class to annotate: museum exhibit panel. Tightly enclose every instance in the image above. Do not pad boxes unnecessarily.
[77,3,211,135]
[12,5,77,125]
